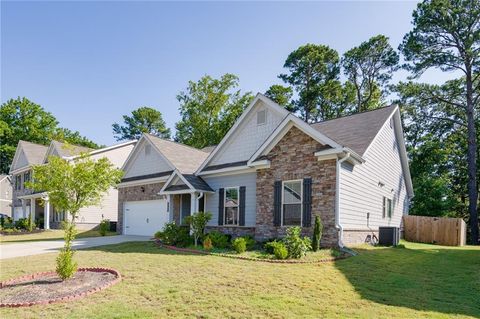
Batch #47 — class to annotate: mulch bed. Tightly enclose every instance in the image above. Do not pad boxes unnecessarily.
[0,229,45,236]
[0,268,121,307]
[156,241,351,264]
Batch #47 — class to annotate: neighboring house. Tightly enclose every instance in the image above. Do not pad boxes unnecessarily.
[9,140,136,230]
[117,93,413,247]
[0,175,12,216]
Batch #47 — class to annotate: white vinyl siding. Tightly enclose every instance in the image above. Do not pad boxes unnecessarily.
[339,116,409,230]
[203,172,256,227]
[210,101,284,165]
[123,140,172,179]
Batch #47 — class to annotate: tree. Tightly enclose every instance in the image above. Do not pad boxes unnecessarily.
[0,97,99,174]
[399,0,480,244]
[279,44,341,122]
[113,106,171,141]
[184,211,212,247]
[175,74,253,148]
[27,153,123,279]
[312,215,323,252]
[264,85,294,111]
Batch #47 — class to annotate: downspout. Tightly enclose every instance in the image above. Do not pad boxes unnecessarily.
[336,152,350,248]
[197,192,204,211]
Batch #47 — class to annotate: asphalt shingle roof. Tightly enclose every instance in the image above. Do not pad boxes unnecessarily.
[51,141,93,157]
[310,105,397,156]
[18,141,49,166]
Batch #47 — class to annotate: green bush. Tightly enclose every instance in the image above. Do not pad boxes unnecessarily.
[2,228,20,234]
[264,240,280,254]
[184,211,212,247]
[232,237,247,254]
[273,242,288,260]
[243,235,256,250]
[312,215,323,251]
[15,218,35,230]
[155,222,192,247]
[206,231,229,248]
[283,226,312,259]
[56,248,78,280]
[99,219,109,236]
[0,215,4,228]
[203,236,213,251]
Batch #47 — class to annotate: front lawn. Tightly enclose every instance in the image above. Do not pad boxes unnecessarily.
[0,229,116,244]
[1,241,478,318]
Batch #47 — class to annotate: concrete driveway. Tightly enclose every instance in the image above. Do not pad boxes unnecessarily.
[0,235,151,260]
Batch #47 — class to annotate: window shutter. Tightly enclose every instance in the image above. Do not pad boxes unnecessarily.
[302,178,312,227]
[218,188,224,226]
[239,186,246,226]
[273,181,282,226]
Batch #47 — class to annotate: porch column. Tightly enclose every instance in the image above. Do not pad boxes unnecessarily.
[44,196,50,230]
[21,199,27,219]
[190,192,197,214]
[30,198,35,223]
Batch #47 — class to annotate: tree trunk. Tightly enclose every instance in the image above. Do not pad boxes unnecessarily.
[466,70,479,245]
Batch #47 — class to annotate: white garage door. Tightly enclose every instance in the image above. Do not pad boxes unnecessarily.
[123,200,168,236]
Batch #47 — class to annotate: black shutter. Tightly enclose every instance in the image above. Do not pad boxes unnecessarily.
[218,188,224,226]
[273,181,282,226]
[239,186,246,226]
[303,178,312,227]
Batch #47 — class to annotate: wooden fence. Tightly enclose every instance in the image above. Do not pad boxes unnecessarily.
[403,215,467,246]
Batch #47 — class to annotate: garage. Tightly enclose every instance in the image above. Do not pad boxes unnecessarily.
[123,200,169,236]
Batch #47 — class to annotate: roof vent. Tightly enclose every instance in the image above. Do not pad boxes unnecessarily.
[257,110,266,125]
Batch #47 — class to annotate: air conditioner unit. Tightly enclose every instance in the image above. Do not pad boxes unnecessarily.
[378,227,400,246]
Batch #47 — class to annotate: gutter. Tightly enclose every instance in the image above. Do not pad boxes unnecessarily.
[335,152,351,248]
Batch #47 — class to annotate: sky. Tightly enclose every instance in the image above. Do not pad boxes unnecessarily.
[1,1,458,146]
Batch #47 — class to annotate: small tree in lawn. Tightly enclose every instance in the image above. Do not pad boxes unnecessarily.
[27,153,123,280]
[184,211,212,247]
[312,215,323,252]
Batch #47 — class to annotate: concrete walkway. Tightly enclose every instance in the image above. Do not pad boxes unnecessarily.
[0,235,151,260]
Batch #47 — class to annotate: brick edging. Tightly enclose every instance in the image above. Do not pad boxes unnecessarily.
[0,267,122,308]
[156,241,349,264]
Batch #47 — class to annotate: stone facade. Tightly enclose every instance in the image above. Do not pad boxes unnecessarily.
[255,126,338,247]
[117,182,165,234]
[206,226,256,238]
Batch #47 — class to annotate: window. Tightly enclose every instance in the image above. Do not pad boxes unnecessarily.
[257,110,266,125]
[224,187,239,225]
[24,171,31,187]
[382,196,392,218]
[282,180,302,226]
[15,175,22,190]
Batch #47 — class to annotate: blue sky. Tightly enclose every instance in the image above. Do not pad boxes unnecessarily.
[1,1,456,146]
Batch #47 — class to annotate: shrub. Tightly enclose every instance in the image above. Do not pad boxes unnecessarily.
[243,235,256,250]
[312,215,323,251]
[203,236,213,251]
[155,222,192,247]
[273,242,288,260]
[184,211,212,246]
[56,248,78,280]
[206,231,229,248]
[264,240,280,254]
[15,218,34,230]
[283,226,312,259]
[0,215,4,228]
[99,219,109,236]
[232,237,247,254]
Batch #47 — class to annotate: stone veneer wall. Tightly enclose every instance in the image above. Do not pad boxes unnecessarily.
[205,226,256,238]
[255,126,338,247]
[117,182,165,234]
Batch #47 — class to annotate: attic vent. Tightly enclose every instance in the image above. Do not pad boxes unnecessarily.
[257,110,266,125]
[145,144,151,156]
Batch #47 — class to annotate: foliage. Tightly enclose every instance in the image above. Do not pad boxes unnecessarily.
[264,85,294,111]
[243,235,256,250]
[27,153,122,279]
[184,211,212,247]
[56,248,77,280]
[99,219,110,236]
[264,240,288,259]
[264,240,280,254]
[282,227,312,259]
[0,215,4,228]
[203,236,213,251]
[399,0,480,244]
[342,34,399,112]
[14,218,35,231]
[0,97,99,174]
[232,237,247,254]
[155,222,192,247]
[205,231,230,249]
[112,106,171,141]
[175,74,253,148]
[312,215,323,251]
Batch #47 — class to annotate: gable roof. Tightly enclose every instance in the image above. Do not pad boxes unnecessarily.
[0,175,11,183]
[159,169,214,194]
[9,141,49,173]
[144,134,209,174]
[50,141,93,158]
[310,105,397,157]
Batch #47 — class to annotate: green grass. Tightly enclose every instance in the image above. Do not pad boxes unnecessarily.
[0,241,478,318]
[0,229,116,244]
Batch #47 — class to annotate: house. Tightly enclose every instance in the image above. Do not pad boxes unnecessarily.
[9,140,136,229]
[117,93,413,247]
[0,175,12,216]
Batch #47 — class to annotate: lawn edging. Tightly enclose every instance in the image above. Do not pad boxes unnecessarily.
[0,267,121,308]
[156,241,352,264]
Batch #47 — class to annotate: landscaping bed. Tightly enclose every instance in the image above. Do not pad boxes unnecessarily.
[0,229,45,236]
[0,268,121,307]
